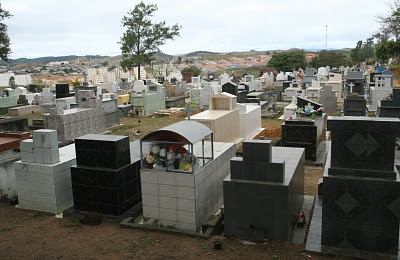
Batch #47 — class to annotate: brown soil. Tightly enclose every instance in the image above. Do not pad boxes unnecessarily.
[258,119,282,138]
[0,165,337,259]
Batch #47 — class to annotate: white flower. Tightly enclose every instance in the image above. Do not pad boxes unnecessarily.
[151,145,160,154]
[177,153,182,159]
[145,154,155,163]
[160,148,166,157]
[167,151,175,161]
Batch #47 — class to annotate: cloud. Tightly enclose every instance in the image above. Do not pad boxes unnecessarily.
[2,0,384,58]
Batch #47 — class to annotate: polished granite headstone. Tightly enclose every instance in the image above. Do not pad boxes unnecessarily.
[297,96,323,110]
[378,87,400,118]
[321,116,400,255]
[222,82,247,103]
[224,140,304,241]
[343,95,366,116]
[71,134,141,216]
[345,71,365,95]
[56,84,71,99]
[281,112,327,161]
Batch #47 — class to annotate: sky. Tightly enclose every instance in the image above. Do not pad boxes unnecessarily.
[2,0,386,59]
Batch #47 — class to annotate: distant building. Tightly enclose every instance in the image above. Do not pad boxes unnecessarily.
[0,73,32,87]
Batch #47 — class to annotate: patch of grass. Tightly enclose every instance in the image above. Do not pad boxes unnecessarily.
[10,112,43,127]
[108,114,185,141]
[0,225,14,231]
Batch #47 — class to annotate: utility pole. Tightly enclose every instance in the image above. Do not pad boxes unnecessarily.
[325,25,328,50]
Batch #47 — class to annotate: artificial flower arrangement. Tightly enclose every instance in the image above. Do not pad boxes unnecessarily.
[295,106,324,117]
[384,92,393,101]
[167,144,196,171]
[143,143,196,172]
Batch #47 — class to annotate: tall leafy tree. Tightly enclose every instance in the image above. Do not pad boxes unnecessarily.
[267,49,307,71]
[377,0,400,41]
[0,5,12,62]
[309,50,346,68]
[119,2,181,79]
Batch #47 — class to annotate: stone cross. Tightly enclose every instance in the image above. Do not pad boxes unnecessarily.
[305,102,314,110]
[348,82,355,93]
[180,102,197,120]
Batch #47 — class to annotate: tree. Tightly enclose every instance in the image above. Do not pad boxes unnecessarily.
[181,66,202,77]
[8,76,15,89]
[0,5,11,62]
[267,49,307,71]
[71,78,80,87]
[351,38,375,64]
[119,2,181,79]
[102,61,109,67]
[377,0,400,41]
[309,50,346,68]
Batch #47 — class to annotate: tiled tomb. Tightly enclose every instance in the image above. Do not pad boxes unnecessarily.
[71,134,141,216]
[224,140,305,241]
[15,129,76,214]
[140,120,236,232]
[43,90,106,141]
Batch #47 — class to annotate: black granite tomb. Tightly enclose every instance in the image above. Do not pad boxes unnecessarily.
[321,116,400,255]
[71,134,141,216]
[297,96,323,110]
[222,82,247,103]
[345,71,365,95]
[343,95,366,116]
[56,84,71,99]
[378,87,400,118]
[0,117,28,131]
[29,85,38,93]
[223,140,304,241]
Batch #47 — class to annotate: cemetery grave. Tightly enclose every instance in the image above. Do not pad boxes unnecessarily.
[306,116,400,258]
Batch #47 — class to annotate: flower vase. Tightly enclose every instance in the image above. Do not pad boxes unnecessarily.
[161,161,166,167]
[174,159,180,169]
[145,161,153,169]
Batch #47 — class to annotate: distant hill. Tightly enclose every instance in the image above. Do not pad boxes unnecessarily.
[2,55,109,66]
[184,51,222,57]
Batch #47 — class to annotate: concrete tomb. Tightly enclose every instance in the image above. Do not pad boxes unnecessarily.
[140,120,236,232]
[318,85,337,113]
[223,139,305,241]
[15,129,76,214]
[44,90,106,142]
